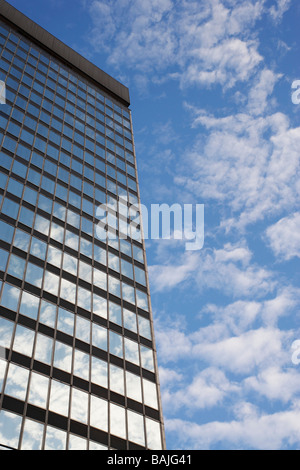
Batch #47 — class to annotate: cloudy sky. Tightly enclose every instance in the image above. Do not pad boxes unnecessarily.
[7,0,300,450]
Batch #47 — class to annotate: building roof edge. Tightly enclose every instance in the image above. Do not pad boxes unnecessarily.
[0,0,130,106]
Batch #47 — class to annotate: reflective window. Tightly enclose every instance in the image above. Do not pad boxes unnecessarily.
[110,403,126,440]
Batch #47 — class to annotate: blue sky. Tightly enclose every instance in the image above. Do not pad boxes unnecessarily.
[6,0,300,450]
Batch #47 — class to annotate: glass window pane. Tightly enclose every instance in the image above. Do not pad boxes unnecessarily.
[126,371,142,403]
[145,418,162,450]
[109,364,124,395]
[13,229,30,252]
[70,388,88,424]
[0,283,20,311]
[19,291,39,319]
[0,410,22,449]
[127,410,145,446]
[21,419,44,450]
[91,356,107,388]
[13,325,35,356]
[57,307,74,336]
[110,403,126,439]
[109,331,123,358]
[39,300,56,328]
[4,363,29,401]
[49,380,70,416]
[34,333,53,365]
[75,315,90,343]
[93,294,107,319]
[90,395,108,431]
[53,341,72,373]
[28,372,49,408]
[0,316,14,349]
[44,426,67,450]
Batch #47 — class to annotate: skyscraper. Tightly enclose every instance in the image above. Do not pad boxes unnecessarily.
[0,0,165,450]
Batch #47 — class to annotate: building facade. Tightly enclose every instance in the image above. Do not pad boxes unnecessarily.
[0,1,165,450]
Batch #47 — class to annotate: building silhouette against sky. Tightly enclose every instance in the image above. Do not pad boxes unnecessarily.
[0,0,165,450]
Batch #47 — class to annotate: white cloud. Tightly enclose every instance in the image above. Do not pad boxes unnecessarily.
[149,242,275,297]
[269,0,291,22]
[245,366,300,403]
[265,212,300,260]
[82,0,275,88]
[161,367,239,412]
[165,402,300,449]
[176,110,300,230]
[192,327,290,374]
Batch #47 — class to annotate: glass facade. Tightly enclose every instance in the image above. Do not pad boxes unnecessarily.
[0,11,164,451]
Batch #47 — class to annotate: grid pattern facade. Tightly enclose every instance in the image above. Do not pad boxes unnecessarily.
[0,15,164,450]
